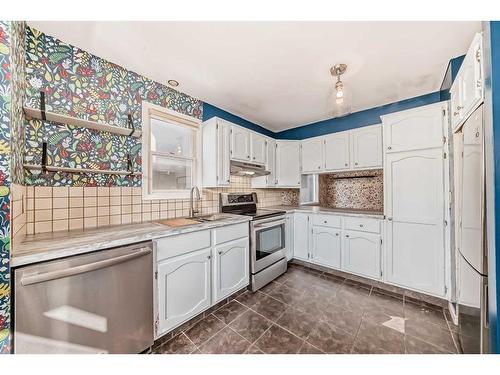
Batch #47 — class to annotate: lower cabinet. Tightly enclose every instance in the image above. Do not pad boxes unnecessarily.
[311,225,341,269]
[342,230,382,279]
[293,213,310,261]
[213,238,249,303]
[285,213,294,261]
[157,247,212,337]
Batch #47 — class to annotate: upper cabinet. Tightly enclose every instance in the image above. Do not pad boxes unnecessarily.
[275,141,301,187]
[350,125,382,169]
[251,138,276,188]
[250,132,267,165]
[202,118,231,187]
[450,32,484,132]
[300,124,382,174]
[231,126,251,161]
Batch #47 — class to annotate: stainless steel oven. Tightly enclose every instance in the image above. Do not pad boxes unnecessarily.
[251,215,286,274]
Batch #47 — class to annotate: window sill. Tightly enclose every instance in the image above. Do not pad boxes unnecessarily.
[143,190,191,200]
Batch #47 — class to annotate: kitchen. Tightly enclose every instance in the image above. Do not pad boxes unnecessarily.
[0,14,499,363]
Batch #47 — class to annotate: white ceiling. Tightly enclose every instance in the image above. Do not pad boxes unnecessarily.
[29,21,481,132]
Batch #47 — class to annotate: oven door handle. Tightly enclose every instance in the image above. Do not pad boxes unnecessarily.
[253,219,285,229]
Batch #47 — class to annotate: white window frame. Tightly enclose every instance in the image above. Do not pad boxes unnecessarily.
[141,101,202,200]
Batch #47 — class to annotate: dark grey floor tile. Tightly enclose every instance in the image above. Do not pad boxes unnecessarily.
[254,324,304,354]
[306,320,355,354]
[330,289,370,313]
[213,299,248,324]
[362,309,405,330]
[268,283,306,306]
[244,344,265,354]
[405,319,456,353]
[184,314,226,346]
[367,289,404,316]
[351,338,391,354]
[316,302,363,335]
[298,341,324,354]
[251,294,288,321]
[154,333,197,354]
[229,309,272,343]
[198,327,251,354]
[320,272,346,284]
[259,281,279,295]
[343,279,373,294]
[276,307,317,339]
[236,290,266,308]
[405,335,454,354]
[356,320,404,353]
[404,301,448,328]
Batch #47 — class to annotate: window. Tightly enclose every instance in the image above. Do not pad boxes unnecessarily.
[142,102,201,199]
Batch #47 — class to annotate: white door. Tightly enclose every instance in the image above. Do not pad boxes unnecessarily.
[324,131,350,171]
[460,35,483,121]
[301,137,324,173]
[213,238,249,303]
[342,231,381,279]
[251,133,267,165]
[351,125,382,169]
[217,120,231,186]
[385,149,445,296]
[293,213,309,260]
[383,103,444,153]
[450,79,462,131]
[276,141,300,187]
[285,213,294,261]
[157,248,211,335]
[231,126,251,161]
[311,226,341,269]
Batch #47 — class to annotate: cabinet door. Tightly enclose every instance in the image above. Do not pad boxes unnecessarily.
[342,231,381,279]
[311,226,341,269]
[460,35,483,120]
[450,79,462,131]
[324,131,350,171]
[157,248,211,335]
[231,126,251,161]
[301,137,324,173]
[251,139,276,188]
[285,213,294,261]
[251,133,267,165]
[351,125,382,169]
[293,213,309,260]
[213,238,249,303]
[217,120,231,186]
[383,103,444,153]
[276,141,300,187]
[385,149,445,296]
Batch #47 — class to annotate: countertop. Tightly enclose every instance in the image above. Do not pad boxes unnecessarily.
[12,214,251,268]
[266,205,385,218]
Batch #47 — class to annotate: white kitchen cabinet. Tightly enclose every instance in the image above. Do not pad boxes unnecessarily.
[342,230,381,279]
[157,247,212,335]
[350,125,382,169]
[301,137,324,173]
[231,126,251,161]
[202,118,231,187]
[293,213,309,260]
[251,138,276,188]
[285,213,294,261]
[311,225,341,269]
[212,237,249,303]
[324,131,350,171]
[251,133,267,165]
[450,79,462,131]
[275,141,301,187]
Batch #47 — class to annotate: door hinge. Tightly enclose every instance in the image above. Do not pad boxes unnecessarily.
[443,152,447,159]
[216,123,218,130]
[476,48,481,62]
[380,270,383,277]
[154,317,159,334]
[443,136,446,144]
[444,286,448,295]
[380,238,383,245]
[442,108,446,117]
[154,271,158,280]
[230,128,233,134]
[444,220,448,227]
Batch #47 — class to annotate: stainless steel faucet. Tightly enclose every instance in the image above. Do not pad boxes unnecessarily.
[189,186,201,218]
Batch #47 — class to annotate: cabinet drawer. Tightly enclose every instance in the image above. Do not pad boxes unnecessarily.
[156,230,211,261]
[213,222,248,245]
[344,217,380,233]
[312,214,341,228]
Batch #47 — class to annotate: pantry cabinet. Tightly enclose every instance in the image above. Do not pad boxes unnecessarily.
[350,125,382,169]
[324,131,350,171]
[251,133,267,165]
[342,231,381,279]
[212,237,249,303]
[275,141,301,187]
[231,126,251,161]
[311,225,341,269]
[157,247,212,336]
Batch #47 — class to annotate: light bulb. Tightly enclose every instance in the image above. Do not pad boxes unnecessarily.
[336,89,344,99]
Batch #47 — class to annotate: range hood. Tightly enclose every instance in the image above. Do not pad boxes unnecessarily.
[230,161,270,177]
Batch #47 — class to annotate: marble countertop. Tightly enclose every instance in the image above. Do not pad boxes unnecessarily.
[266,205,385,218]
[12,214,251,267]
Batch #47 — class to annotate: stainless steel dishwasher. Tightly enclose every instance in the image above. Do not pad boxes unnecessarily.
[13,241,153,354]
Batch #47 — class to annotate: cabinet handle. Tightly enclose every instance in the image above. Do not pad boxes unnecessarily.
[359,224,364,227]
[318,166,321,169]
[354,162,358,166]
[345,163,348,166]
[207,255,211,259]
[345,234,350,238]
[387,217,393,221]
[247,155,250,159]
[387,146,392,150]
[253,156,255,160]
[324,220,327,224]
[457,105,463,110]
[218,251,223,255]
[453,111,459,116]
[335,233,339,236]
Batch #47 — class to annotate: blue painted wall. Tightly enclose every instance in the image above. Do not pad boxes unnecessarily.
[440,55,465,101]
[202,102,275,138]
[275,91,441,140]
[483,21,500,354]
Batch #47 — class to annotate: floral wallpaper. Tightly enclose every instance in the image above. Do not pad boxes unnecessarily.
[0,20,11,354]
[319,169,384,211]
[24,26,203,186]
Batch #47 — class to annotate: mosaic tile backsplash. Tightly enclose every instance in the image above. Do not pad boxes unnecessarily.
[318,169,383,211]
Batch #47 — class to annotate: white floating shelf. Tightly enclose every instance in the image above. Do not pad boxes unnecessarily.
[23,107,142,138]
[24,164,142,176]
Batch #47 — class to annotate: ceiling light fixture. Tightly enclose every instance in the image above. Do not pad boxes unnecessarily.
[167,79,179,87]
[329,63,351,117]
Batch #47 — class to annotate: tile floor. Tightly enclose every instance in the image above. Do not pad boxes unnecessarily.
[152,264,460,354]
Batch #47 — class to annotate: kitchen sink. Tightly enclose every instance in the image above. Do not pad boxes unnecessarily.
[191,213,234,222]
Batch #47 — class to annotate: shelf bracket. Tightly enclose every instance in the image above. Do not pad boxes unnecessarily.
[128,114,135,137]
[41,141,48,173]
[40,91,47,121]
